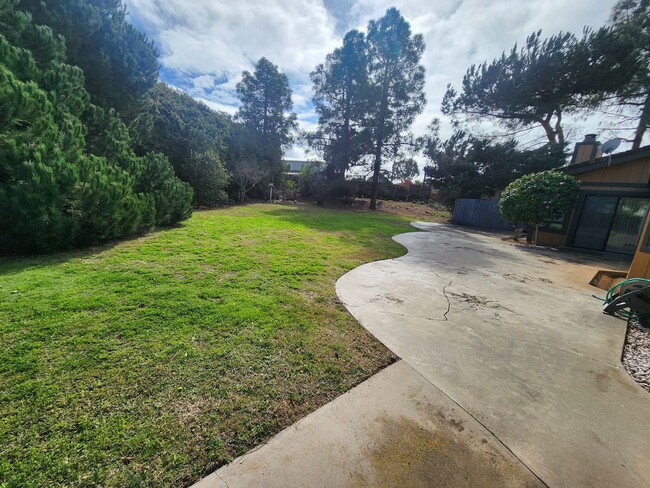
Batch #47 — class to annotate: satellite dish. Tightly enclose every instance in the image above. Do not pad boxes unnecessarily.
[601,138,621,155]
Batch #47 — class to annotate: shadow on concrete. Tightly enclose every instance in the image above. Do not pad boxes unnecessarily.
[423,222,632,273]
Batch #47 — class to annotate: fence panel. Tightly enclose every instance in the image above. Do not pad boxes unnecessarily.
[451,199,514,231]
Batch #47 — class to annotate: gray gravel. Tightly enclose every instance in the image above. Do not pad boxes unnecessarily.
[622,319,650,393]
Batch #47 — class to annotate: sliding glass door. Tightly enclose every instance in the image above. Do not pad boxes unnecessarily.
[572,195,650,255]
[606,197,650,254]
[572,196,618,251]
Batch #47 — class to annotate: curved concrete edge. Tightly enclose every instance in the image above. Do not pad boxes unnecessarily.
[335,223,650,488]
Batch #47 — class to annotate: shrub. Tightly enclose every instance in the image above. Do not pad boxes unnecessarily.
[0,5,192,253]
[498,170,579,243]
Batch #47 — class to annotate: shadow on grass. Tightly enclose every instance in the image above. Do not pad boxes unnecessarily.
[261,203,412,234]
[0,223,188,277]
[0,204,413,278]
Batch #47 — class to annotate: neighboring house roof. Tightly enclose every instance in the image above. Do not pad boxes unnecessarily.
[284,160,321,175]
[563,144,650,175]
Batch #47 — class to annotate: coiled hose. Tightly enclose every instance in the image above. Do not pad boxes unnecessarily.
[593,277,650,319]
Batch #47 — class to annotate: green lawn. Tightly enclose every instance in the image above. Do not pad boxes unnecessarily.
[0,204,423,487]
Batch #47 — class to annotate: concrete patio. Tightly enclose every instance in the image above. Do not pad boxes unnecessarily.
[336,223,650,487]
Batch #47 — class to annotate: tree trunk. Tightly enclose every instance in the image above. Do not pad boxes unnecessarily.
[336,101,351,179]
[369,138,383,210]
[632,94,650,150]
[239,179,246,203]
[540,117,558,146]
[370,71,391,211]
[554,109,564,147]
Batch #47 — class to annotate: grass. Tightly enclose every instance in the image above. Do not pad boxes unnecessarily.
[0,203,434,487]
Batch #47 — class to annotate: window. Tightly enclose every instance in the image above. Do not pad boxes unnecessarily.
[539,214,566,231]
[606,197,650,254]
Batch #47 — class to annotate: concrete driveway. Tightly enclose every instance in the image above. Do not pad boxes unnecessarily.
[336,223,650,488]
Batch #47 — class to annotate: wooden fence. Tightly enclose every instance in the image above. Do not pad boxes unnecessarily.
[451,199,514,231]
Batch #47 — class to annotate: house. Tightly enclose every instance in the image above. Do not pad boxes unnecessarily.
[398,178,416,189]
[536,135,650,257]
[284,160,320,177]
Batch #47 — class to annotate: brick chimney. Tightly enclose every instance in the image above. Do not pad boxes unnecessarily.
[570,134,602,165]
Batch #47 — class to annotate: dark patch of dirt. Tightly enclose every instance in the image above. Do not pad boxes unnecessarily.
[590,270,628,291]
[369,294,404,305]
[448,291,490,307]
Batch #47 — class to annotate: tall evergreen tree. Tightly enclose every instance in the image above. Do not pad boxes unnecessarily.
[422,120,562,205]
[310,30,371,179]
[236,57,297,178]
[18,0,159,115]
[133,83,230,206]
[365,8,426,209]
[605,0,650,148]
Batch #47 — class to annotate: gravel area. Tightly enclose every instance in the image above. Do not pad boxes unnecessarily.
[623,319,650,393]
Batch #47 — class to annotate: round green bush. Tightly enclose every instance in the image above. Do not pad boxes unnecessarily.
[498,170,579,227]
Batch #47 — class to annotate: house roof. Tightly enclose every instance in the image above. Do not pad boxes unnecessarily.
[563,144,650,175]
[283,159,318,165]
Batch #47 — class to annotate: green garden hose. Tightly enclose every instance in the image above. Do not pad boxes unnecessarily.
[593,278,650,320]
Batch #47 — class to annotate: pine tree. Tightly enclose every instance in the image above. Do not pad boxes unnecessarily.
[18,0,159,115]
[0,0,192,253]
[605,0,650,148]
[443,29,636,148]
[311,30,371,179]
[236,57,297,179]
[133,83,230,206]
[365,8,426,209]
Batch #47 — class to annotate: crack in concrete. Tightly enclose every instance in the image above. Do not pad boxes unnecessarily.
[442,281,453,320]
[380,309,445,323]
[215,472,231,488]
[336,223,642,488]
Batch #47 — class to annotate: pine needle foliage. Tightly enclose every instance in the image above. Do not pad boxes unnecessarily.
[0,0,192,254]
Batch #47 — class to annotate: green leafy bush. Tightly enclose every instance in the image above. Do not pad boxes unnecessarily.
[498,170,579,233]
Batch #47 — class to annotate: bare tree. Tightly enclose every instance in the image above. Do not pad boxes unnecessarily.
[232,160,269,202]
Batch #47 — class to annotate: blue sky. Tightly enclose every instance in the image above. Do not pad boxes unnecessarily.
[123,0,622,159]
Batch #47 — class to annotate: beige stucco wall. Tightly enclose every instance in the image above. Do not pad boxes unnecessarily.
[628,212,650,279]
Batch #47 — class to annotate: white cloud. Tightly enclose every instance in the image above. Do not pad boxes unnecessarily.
[126,0,338,78]
[197,97,238,116]
[125,0,633,160]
